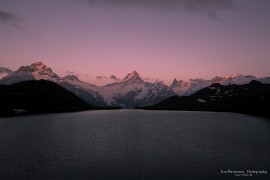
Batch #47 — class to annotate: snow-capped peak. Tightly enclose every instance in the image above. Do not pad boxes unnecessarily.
[31,61,55,73]
[123,71,143,82]
[224,73,257,85]
[210,76,224,84]
[17,61,51,73]
[15,61,59,80]
[170,73,259,96]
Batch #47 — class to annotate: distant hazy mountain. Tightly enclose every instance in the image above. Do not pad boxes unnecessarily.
[95,75,121,86]
[143,80,270,117]
[259,76,270,84]
[0,67,13,79]
[0,80,98,117]
[65,71,121,86]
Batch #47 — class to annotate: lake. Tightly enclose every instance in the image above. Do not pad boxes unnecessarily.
[0,110,269,180]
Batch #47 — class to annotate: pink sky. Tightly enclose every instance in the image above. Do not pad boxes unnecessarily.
[0,0,270,85]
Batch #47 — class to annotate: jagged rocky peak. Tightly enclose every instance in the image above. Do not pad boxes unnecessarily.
[30,61,53,72]
[15,61,59,79]
[17,61,52,73]
[172,78,178,83]
[64,75,80,81]
[123,70,143,82]
[170,79,189,89]
[170,78,180,88]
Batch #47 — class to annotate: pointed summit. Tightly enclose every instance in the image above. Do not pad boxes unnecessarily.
[170,79,180,89]
[123,70,142,82]
[131,70,140,77]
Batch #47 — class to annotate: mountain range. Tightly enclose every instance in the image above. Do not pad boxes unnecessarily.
[0,62,175,107]
[1,61,270,108]
[65,71,159,86]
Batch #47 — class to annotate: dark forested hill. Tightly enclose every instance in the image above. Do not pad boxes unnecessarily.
[0,80,101,117]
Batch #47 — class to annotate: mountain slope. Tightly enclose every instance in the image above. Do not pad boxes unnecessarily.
[170,74,258,96]
[57,75,106,106]
[0,80,99,117]
[143,80,270,117]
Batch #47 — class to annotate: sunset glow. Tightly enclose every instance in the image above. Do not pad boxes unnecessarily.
[1,0,270,85]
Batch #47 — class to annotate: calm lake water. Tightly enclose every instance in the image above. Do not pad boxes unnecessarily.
[0,110,269,180]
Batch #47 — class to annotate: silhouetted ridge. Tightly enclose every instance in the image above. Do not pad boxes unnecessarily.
[209,83,223,87]
[249,80,262,86]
